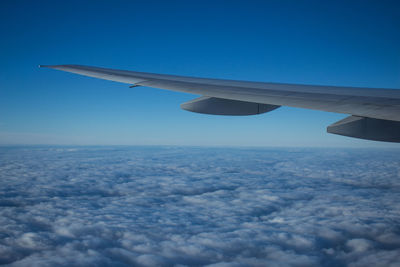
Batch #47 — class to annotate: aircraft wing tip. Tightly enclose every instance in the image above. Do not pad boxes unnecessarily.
[39,65,52,68]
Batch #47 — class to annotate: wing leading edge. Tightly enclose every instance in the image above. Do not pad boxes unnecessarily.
[40,64,400,142]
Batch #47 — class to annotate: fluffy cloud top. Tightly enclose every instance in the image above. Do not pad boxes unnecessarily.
[0,146,399,266]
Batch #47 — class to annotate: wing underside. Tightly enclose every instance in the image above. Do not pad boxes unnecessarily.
[40,64,400,142]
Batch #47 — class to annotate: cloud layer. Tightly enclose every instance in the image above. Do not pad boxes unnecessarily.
[0,147,399,266]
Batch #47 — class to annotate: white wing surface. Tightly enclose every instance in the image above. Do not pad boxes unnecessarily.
[40,64,400,142]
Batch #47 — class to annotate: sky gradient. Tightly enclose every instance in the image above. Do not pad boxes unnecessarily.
[1,0,400,147]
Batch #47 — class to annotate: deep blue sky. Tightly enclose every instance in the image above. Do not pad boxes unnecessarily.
[1,0,400,147]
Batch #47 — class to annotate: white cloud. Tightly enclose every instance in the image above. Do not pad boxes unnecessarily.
[0,147,399,266]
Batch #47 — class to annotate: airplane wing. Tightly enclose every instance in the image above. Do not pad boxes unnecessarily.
[40,64,400,142]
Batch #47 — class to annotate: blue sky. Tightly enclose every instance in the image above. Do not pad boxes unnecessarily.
[1,0,400,147]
